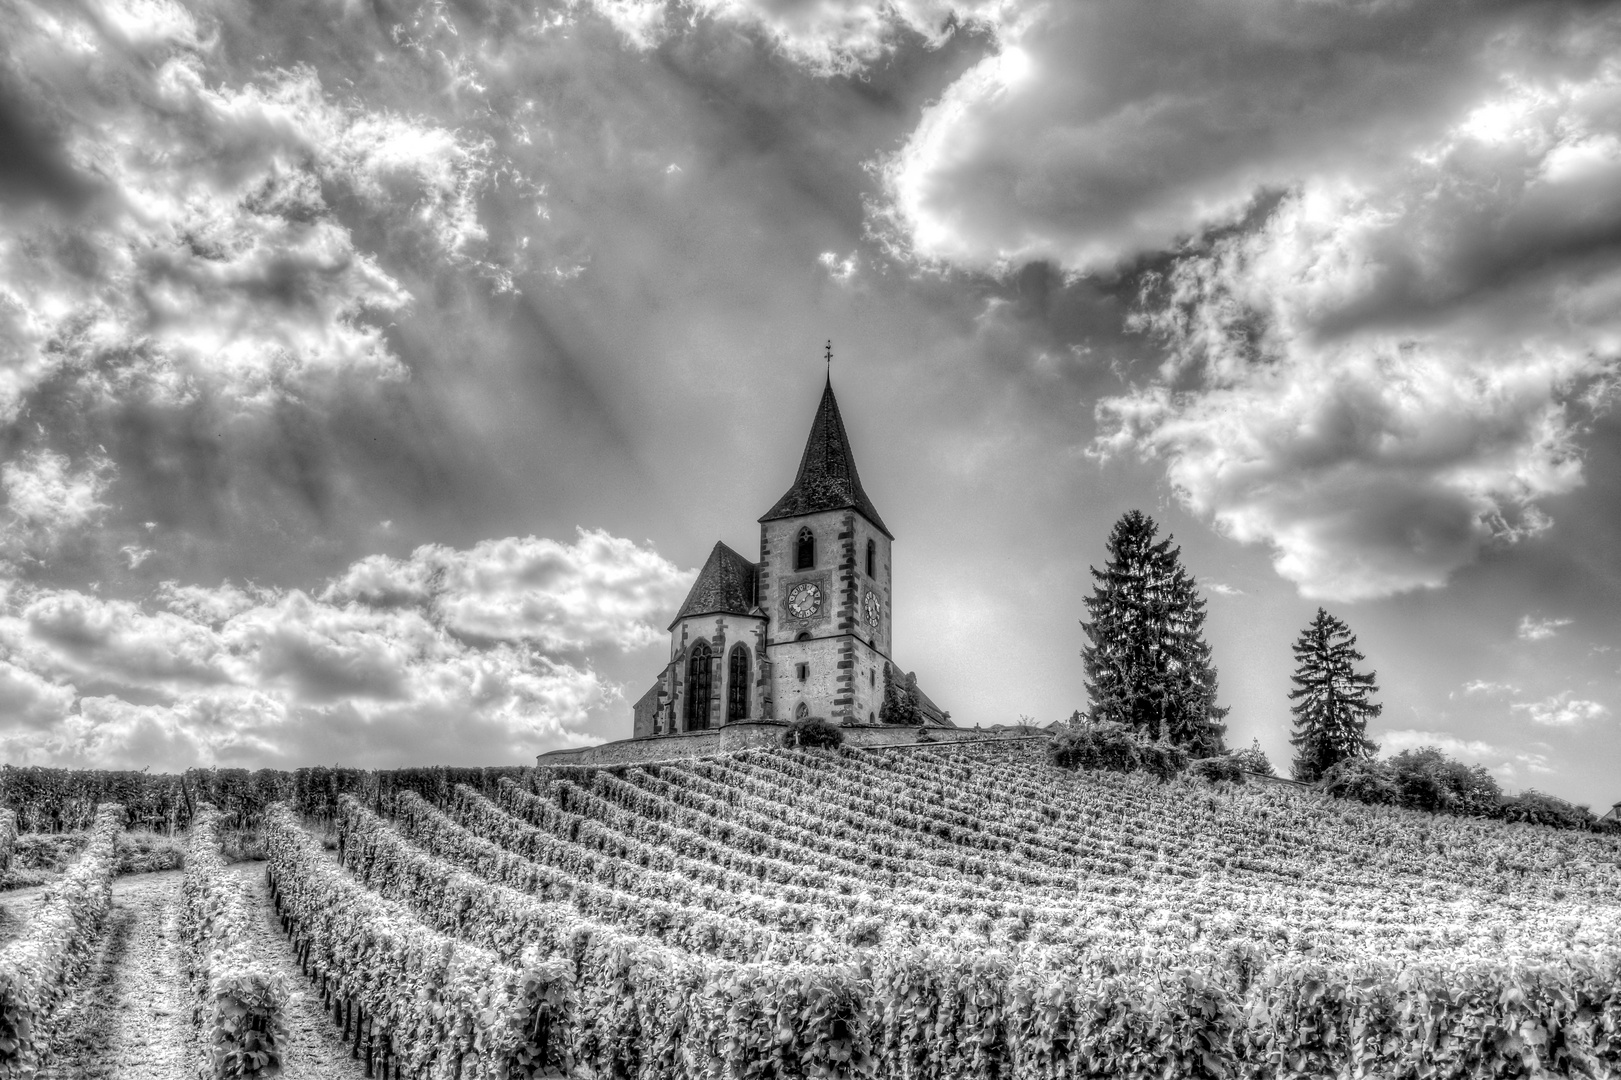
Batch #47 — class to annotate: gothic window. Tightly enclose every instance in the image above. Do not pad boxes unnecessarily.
[795,528,815,570]
[726,644,749,723]
[795,702,809,720]
[866,538,875,577]
[685,641,712,731]
[796,631,810,642]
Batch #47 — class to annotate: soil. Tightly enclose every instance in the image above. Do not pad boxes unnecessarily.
[26,863,368,1079]
[222,860,369,1080]
[37,871,193,1080]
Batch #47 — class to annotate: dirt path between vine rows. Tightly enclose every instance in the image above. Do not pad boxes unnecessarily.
[224,860,369,1080]
[37,871,193,1079]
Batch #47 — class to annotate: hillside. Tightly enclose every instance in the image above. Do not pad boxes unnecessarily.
[4,740,1619,1077]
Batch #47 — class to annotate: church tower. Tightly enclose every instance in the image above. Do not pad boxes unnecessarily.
[757,374,893,726]
[629,367,951,739]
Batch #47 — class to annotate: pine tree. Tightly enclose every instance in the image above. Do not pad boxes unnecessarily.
[1080,510,1228,756]
[878,664,922,726]
[1288,608,1381,782]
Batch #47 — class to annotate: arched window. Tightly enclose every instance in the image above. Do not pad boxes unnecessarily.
[795,528,815,570]
[684,641,712,731]
[795,631,811,642]
[795,701,809,720]
[866,538,876,577]
[726,644,750,723]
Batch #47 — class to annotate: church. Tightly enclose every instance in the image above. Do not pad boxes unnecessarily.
[631,375,952,737]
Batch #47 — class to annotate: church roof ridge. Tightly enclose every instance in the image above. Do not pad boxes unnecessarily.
[759,378,892,538]
[667,540,760,630]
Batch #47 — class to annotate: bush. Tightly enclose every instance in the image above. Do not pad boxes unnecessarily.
[1318,757,1400,805]
[1137,741,1190,782]
[1499,789,1596,831]
[1229,739,1274,777]
[1381,747,1503,816]
[1190,755,1245,784]
[1048,720,1140,773]
[782,717,844,750]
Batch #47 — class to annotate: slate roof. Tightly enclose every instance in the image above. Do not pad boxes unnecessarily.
[760,377,892,538]
[668,541,760,630]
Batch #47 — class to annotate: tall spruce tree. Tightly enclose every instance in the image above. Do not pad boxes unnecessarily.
[1080,510,1228,756]
[1288,608,1382,782]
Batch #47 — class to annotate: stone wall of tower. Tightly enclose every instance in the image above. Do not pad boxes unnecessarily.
[760,509,893,724]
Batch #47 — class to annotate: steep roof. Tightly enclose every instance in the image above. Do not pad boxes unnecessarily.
[759,377,892,539]
[668,541,760,630]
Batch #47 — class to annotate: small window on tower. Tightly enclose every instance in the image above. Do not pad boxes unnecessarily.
[796,528,815,570]
[796,663,808,681]
[869,669,874,687]
[866,538,875,577]
[796,631,810,642]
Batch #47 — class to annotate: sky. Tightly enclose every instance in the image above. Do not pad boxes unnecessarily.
[0,0,1618,811]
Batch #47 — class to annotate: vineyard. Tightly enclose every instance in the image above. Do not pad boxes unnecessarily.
[1,738,1619,1078]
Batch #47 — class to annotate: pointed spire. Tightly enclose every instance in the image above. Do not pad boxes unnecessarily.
[760,378,892,538]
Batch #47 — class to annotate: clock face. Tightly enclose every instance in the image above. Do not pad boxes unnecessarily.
[864,591,881,628]
[787,582,821,619]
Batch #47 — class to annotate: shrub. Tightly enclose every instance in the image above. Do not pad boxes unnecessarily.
[1190,755,1245,784]
[782,717,844,750]
[1048,720,1140,773]
[1137,740,1190,782]
[1388,747,1502,817]
[1229,739,1274,777]
[1499,789,1596,831]
[1318,757,1400,805]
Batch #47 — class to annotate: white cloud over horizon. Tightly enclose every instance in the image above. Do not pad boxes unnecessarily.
[0,528,692,768]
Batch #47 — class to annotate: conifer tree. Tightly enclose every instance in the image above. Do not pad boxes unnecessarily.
[1080,510,1228,755]
[1288,608,1381,782]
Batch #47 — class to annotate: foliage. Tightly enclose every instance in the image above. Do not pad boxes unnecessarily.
[1288,609,1382,782]
[263,803,561,1079]
[1080,510,1228,756]
[1501,789,1597,831]
[878,665,925,726]
[1230,739,1275,777]
[1318,756,1401,805]
[1388,746,1503,816]
[1189,755,1245,783]
[0,764,535,834]
[1049,718,1190,781]
[1048,718,1142,772]
[0,811,14,875]
[0,803,122,1077]
[181,805,288,1078]
[783,716,846,749]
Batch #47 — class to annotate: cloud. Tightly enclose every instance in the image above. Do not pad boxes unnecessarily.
[0,450,112,564]
[0,529,691,767]
[0,0,499,425]
[578,0,1005,75]
[1378,728,1501,761]
[1512,691,1609,727]
[879,0,1620,273]
[1087,53,1621,600]
[1517,615,1573,642]
[1202,581,1242,597]
[1456,679,1517,698]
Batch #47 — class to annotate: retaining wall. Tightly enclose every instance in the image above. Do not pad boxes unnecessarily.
[536,724,1043,768]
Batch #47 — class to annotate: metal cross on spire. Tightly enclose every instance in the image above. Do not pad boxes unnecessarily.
[824,339,832,382]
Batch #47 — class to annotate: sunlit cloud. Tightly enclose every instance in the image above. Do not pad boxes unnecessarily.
[1511,691,1609,727]
[1517,615,1573,642]
[0,530,691,768]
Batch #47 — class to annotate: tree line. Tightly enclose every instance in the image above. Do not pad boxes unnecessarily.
[1057,509,1611,832]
